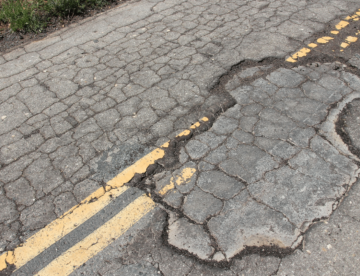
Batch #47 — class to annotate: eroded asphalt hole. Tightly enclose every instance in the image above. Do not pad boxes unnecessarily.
[124,57,360,265]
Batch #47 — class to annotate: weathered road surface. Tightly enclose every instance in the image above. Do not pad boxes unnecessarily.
[1,0,360,275]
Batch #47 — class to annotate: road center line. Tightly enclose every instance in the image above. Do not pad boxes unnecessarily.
[35,195,156,276]
[0,117,209,273]
[286,9,360,63]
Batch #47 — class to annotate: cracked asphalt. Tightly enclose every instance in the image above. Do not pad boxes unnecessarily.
[1,0,360,275]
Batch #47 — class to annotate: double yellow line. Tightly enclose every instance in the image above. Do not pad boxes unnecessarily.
[0,117,209,276]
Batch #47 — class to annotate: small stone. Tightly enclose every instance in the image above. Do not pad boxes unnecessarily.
[212,252,226,262]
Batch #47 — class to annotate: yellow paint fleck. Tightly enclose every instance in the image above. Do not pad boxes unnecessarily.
[106,148,165,191]
[36,195,156,276]
[335,21,349,30]
[190,122,201,129]
[173,168,197,186]
[158,182,175,196]
[345,16,351,20]
[286,57,297,63]
[308,43,318,48]
[291,48,311,59]
[0,252,15,271]
[158,167,197,196]
[0,186,128,272]
[161,141,170,148]
[341,42,349,48]
[354,18,359,21]
[346,36,358,43]
[330,31,339,35]
[176,129,191,137]
[201,117,209,122]
[317,37,334,44]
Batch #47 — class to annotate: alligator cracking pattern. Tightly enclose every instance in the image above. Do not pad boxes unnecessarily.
[141,61,360,263]
[0,0,359,256]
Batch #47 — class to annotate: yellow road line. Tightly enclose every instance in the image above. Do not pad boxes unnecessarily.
[0,186,129,271]
[286,9,360,63]
[35,195,156,276]
[0,116,209,273]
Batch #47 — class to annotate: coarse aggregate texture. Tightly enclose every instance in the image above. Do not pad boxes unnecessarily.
[146,62,360,262]
[1,0,360,270]
[71,179,360,276]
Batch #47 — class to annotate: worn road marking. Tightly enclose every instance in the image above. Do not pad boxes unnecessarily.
[12,188,143,276]
[317,36,334,44]
[35,195,156,276]
[0,186,129,271]
[0,116,209,274]
[286,9,360,63]
[159,167,197,196]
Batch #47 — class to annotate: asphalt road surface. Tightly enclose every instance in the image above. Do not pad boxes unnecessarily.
[1,0,360,275]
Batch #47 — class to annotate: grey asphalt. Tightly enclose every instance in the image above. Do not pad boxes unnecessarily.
[1,0,360,275]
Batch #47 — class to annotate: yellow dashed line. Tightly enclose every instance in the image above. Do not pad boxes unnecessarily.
[35,195,156,276]
[317,37,334,44]
[0,116,209,273]
[190,122,201,129]
[335,20,350,30]
[340,35,359,51]
[286,9,360,63]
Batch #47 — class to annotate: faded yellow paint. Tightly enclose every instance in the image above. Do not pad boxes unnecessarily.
[346,36,358,43]
[0,252,14,271]
[0,186,129,272]
[340,36,358,49]
[161,141,170,148]
[317,37,334,44]
[286,57,297,63]
[176,129,191,137]
[291,48,311,59]
[308,43,318,48]
[106,148,165,191]
[35,195,156,276]
[158,167,196,196]
[190,122,201,129]
[158,182,175,196]
[335,21,349,30]
[345,16,351,20]
[331,31,339,35]
[201,117,209,122]
[0,115,209,273]
[173,168,196,185]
